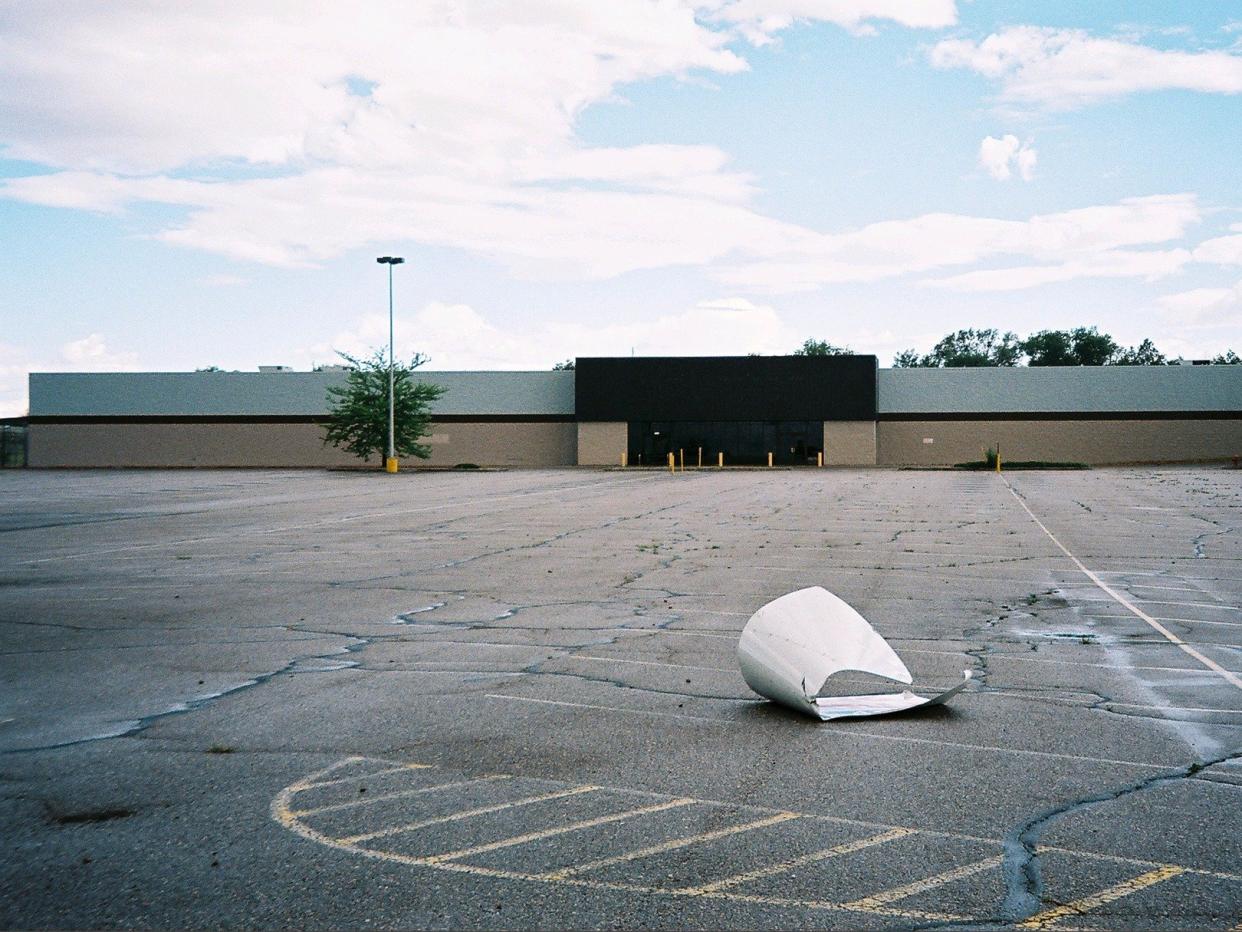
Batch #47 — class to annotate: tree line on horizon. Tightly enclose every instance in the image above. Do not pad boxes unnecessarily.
[793,330,1240,367]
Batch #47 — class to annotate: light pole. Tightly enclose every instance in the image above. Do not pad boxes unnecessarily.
[376,256,404,473]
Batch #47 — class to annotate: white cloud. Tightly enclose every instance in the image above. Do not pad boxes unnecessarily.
[0,342,33,418]
[979,134,1036,181]
[703,0,956,41]
[0,334,141,417]
[0,7,1221,301]
[931,26,1242,109]
[923,248,1191,292]
[1192,233,1242,265]
[0,3,962,283]
[60,333,140,370]
[307,297,798,370]
[719,194,1201,291]
[1157,279,1242,327]
[0,3,749,175]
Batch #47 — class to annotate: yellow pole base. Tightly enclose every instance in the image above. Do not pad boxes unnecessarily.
[385,457,399,473]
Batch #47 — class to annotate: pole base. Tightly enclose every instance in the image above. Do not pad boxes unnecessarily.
[385,457,399,473]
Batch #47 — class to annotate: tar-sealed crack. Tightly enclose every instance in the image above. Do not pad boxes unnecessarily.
[2,634,371,755]
[997,746,1242,924]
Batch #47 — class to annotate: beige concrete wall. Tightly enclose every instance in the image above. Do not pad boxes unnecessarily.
[28,421,577,468]
[576,421,627,466]
[878,419,1242,466]
[823,420,877,466]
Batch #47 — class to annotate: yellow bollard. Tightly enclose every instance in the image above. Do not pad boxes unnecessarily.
[767,452,773,467]
[385,457,399,473]
[718,452,724,468]
[679,448,684,472]
[996,452,1002,473]
[668,452,675,474]
[621,451,627,468]
[817,451,823,468]
[697,447,702,468]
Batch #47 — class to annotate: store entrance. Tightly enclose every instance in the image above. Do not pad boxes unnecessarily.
[628,420,823,466]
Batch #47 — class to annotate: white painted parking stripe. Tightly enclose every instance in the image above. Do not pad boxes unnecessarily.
[572,655,735,673]
[1128,584,1218,594]
[1153,617,1242,629]
[17,474,661,565]
[1139,600,1240,611]
[487,693,1179,770]
[1004,479,1242,692]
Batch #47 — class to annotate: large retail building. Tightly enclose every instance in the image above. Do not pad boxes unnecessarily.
[23,356,1242,468]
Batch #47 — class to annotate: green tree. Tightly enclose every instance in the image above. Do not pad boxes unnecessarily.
[923,328,1021,367]
[1069,326,1118,365]
[1023,327,1119,365]
[1212,349,1240,364]
[1021,330,1075,366]
[322,350,446,464]
[891,349,926,367]
[552,359,575,370]
[1112,338,1167,366]
[794,338,853,356]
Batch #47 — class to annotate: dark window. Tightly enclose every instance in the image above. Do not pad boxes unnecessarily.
[629,420,823,466]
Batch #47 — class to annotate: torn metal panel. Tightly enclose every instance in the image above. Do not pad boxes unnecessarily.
[737,586,970,721]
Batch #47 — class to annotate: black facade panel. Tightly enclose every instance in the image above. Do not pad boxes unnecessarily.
[575,356,877,422]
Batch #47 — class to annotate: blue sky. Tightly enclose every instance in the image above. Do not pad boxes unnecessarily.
[2,1,1240,415]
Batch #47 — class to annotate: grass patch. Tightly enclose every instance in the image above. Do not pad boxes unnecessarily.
[207,744,235,754]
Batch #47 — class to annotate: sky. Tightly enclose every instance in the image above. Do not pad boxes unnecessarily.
[2,0,1241,416]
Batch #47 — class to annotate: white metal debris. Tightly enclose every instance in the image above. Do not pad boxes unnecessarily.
[737,586,970,721]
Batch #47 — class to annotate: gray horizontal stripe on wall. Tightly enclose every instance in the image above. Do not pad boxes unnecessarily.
[28,371,576,418]
[878,367,1241,414]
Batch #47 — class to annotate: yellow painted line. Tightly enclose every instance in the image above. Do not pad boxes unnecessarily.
[423,797,698,864]
[680,827,914,895]
[1020,866,1185,929]
[338,784,601,845]
[843,855,1003,909]
[544,811,800,880]
[272,758,1242,926]
[292,775,511,816]
[267,760,958,924]
[1004,479,1242,691]
[295,759,433,791]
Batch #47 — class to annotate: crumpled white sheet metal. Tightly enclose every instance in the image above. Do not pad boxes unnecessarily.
[737,586,970,721]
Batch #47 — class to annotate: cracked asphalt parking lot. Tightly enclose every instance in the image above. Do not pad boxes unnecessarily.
[2,466,1240,929]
